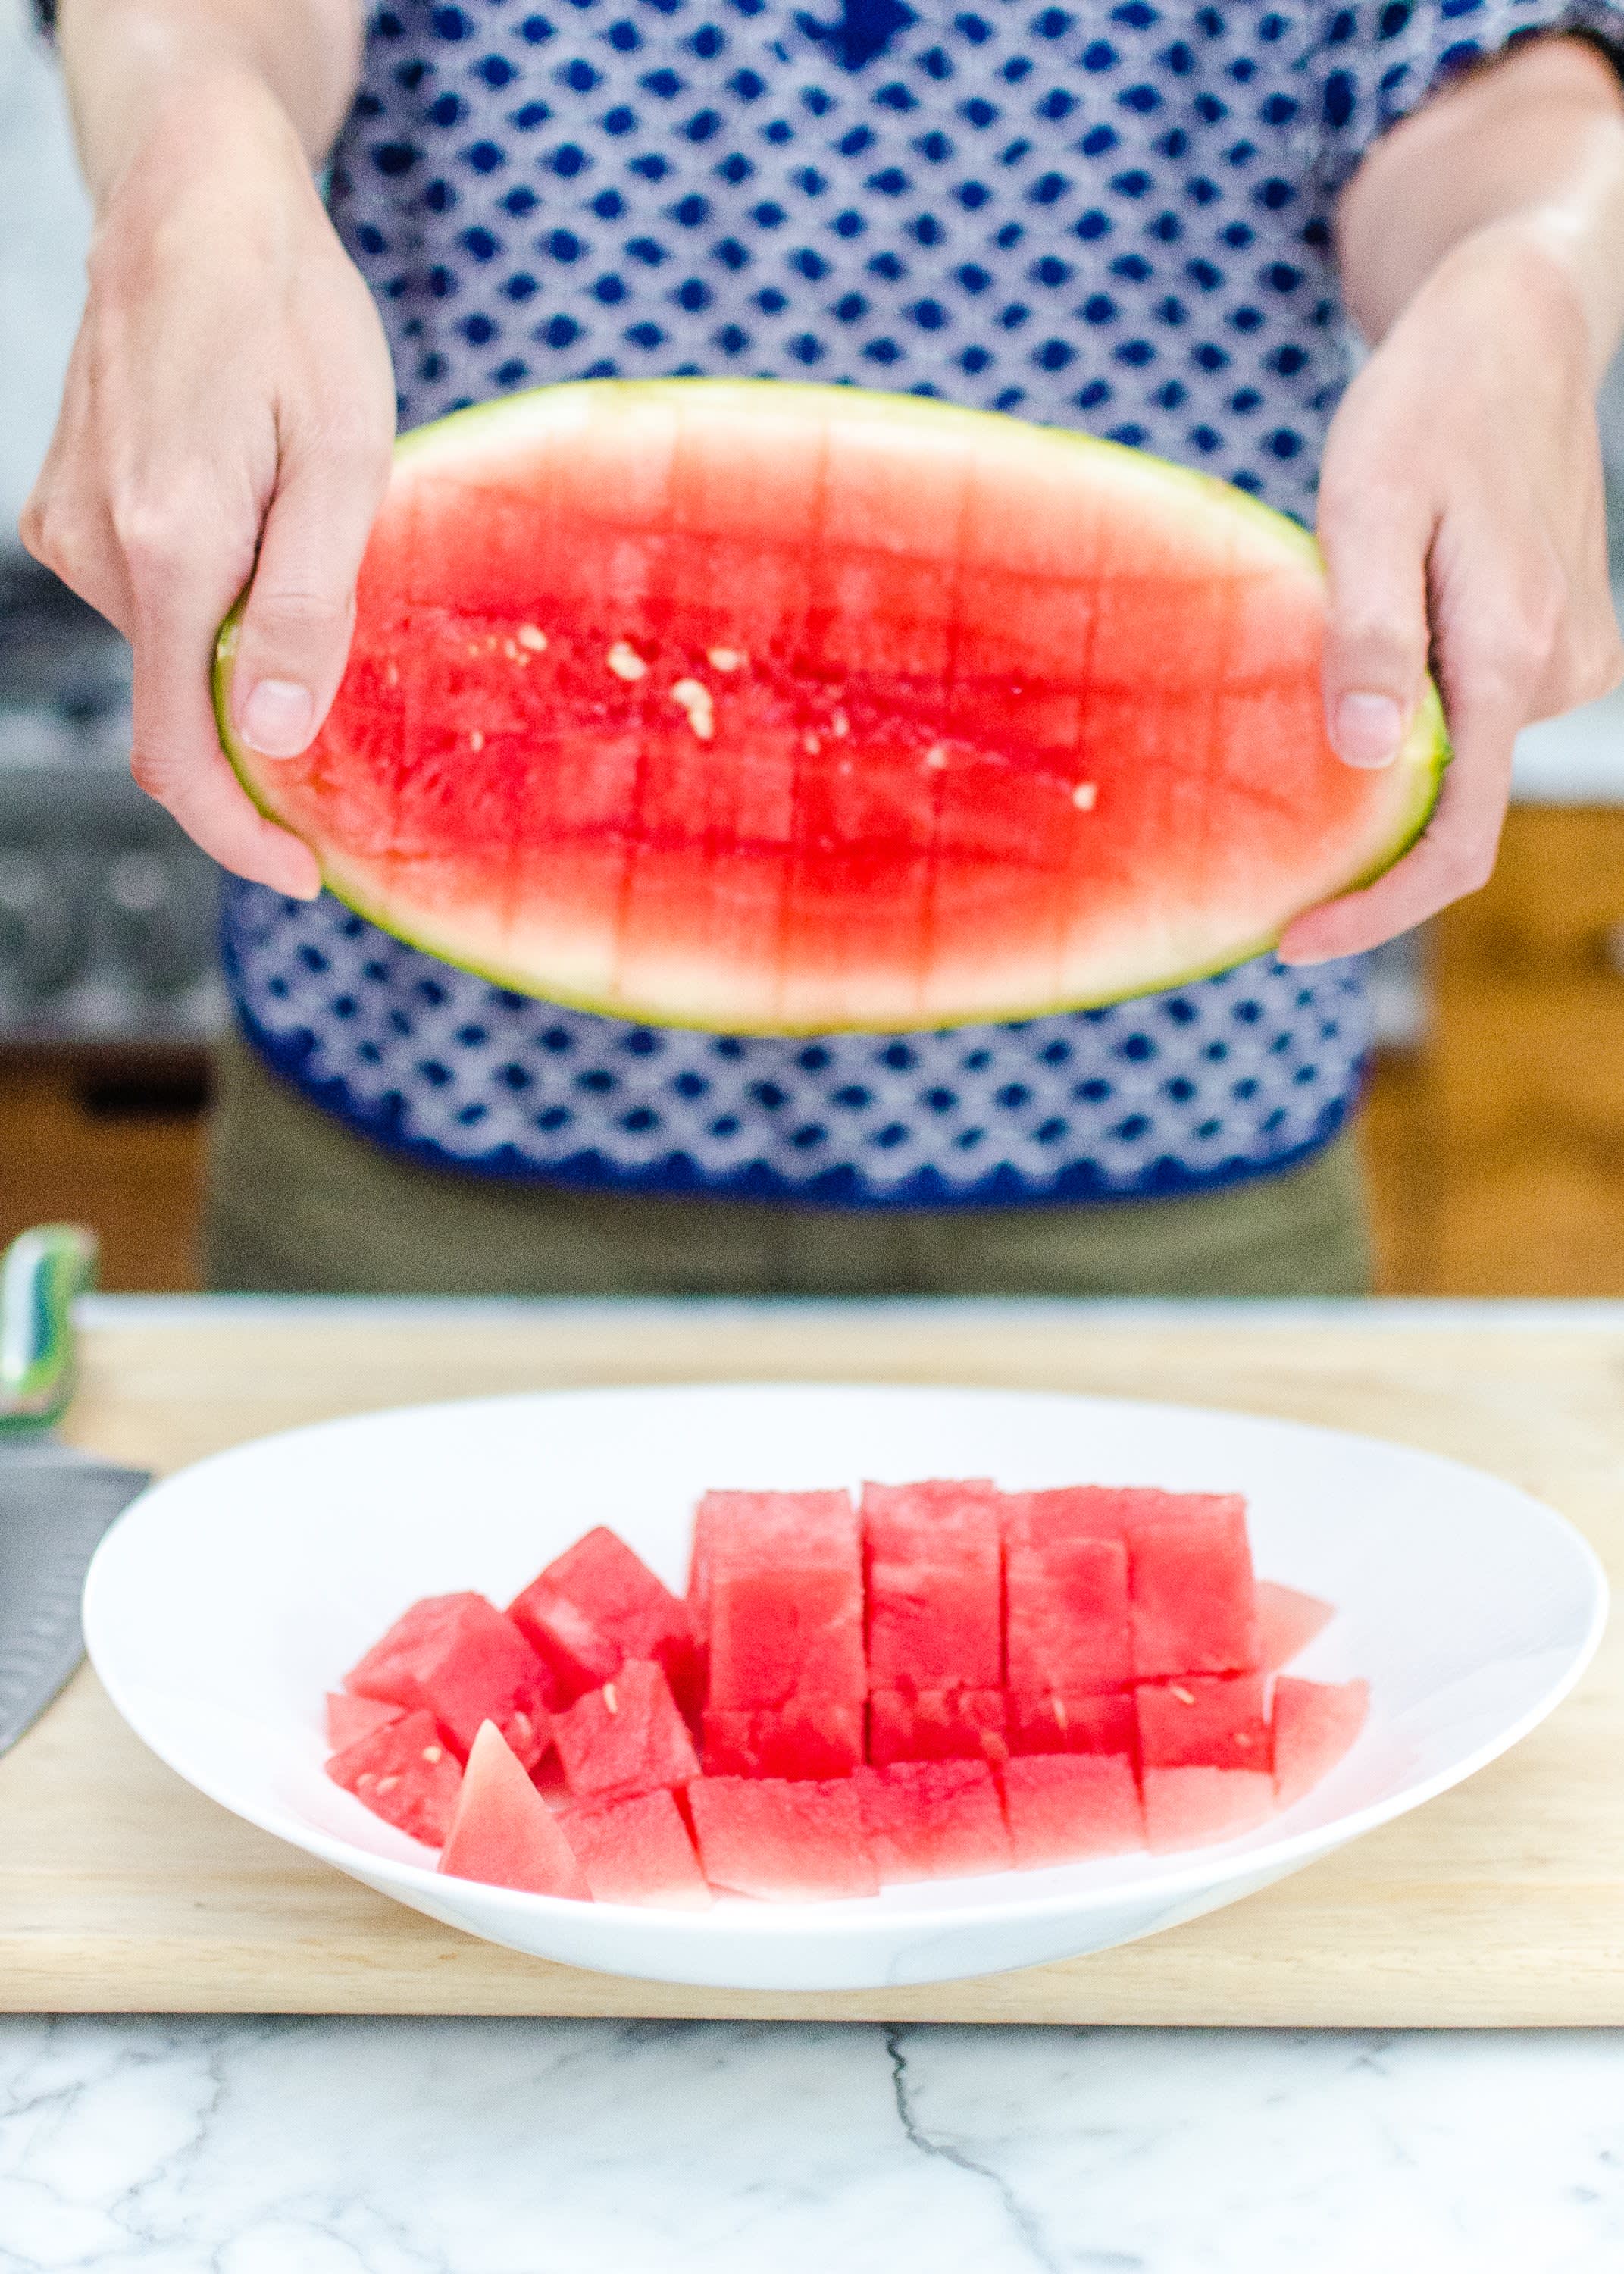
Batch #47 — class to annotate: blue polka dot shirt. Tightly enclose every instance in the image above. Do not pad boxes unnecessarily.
[216,0,1619,1206]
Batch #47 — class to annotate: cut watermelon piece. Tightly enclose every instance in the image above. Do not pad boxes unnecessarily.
[702,1489,865,1709]
[437,1721,592,1897]
[507,1525,699,1715]
[1114,1490,1260,1678]
[219,379,1444,1035]
[701,1699,865,1779]
[554,1659,701,1806]
[1272,1677,1369,1808]
[1000,1755,1145,1868]
[1141,1765,1275,1850]
[1005,1690,1137,1759]
[343,1592,556,1770]
[1136,1674,1272,1773]
[687,1775,880,1901]
[853,1760,1013,1883]
[1003,1489,1133,1694]
[324,1692,404,1752]
[556,1789,712,1909]
[862,1479,1003,1690]
[326,1708,463,1846]
[868,1687,1006,1768]
[1256,1580,1336,1672]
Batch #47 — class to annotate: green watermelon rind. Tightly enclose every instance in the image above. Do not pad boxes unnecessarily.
[214,377,1450,1037]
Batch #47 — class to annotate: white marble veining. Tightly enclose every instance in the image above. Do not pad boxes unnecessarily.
[2,2017,1621,2273]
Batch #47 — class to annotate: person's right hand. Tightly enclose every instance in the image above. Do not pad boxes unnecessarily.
[20,67,396,897]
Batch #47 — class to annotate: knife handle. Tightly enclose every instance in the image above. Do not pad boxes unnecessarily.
[0,1225,98,1432]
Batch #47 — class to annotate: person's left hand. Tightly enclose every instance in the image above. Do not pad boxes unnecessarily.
[1279,217,1623,965]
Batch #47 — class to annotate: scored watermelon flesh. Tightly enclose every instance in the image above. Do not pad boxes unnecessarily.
[223,379,1444,1035]
[553,1658,701,1806]
[1141,1765,1275,1851]
[556,1789,712,1909]
[1272,1677,1369,1808]
[1256,1580,1336,1672]
[687,1775,880,1901]
[507,1525,699,1715]
[343,1592,556,1770]
[1113,1491,1261,1679]
[701,1698,865,1780]
[702,1488,865,1709]
[862,1479,1003,1691]
[324,1692,404,1752]
[437,1721,591,1898]
[854,1761,1013,1884]
[1136,1673,1272,1772]
[1006,1690,1137,1759]
[868,1687,1006,1768]
[1003,1489,1134,1694]
[1000,1755,1145,1868]
[326,1707,463,1847]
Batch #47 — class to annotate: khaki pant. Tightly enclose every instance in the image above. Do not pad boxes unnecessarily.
[204,1031,1372,1298]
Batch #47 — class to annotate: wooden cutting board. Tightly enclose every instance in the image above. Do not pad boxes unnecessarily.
[5,1295,1620,2025]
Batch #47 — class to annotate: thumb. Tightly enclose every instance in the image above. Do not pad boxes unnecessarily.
[1316,484,1433,770]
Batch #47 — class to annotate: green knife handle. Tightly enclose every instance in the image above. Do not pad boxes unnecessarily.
[0,1226,98,1433]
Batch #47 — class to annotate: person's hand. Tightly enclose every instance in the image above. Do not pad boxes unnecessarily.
[1280,218,1622,965]
[20,67,395,898]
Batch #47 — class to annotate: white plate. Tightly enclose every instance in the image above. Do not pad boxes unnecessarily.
[83,1383,1606,1992]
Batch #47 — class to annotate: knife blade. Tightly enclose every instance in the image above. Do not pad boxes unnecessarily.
[0,1226,149,1759]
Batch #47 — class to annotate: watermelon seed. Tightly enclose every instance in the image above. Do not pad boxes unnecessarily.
[375,1775,400,1794]
[1235,1733,1253,1749]
[1072,781,1099,811]
[671,680,715,741]
[803,731,821,754]
[706,646,744,672]
[831,708,850,738]
[607,641,649,682]
[604,1683,619,1715]
[421,1745,444,1764]
[469,731,484,752]
[518,623,548,652]
[384,662,399,688]
[1170,1685,1197,1705]
[924,745,947,771]
[1054,1697,1069,1731]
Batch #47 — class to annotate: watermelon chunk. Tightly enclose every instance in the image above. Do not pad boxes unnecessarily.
[556,1790,713,1909]
[554,1659,701,1806]
[702,1489,865,1709]
[1114,1490,1260,1678]
[1141,1766,1275,1850]
[701,1699,865,1780]
[1272,1676,1369,1808]
[868,1687,1006,1768]
[1005,1690,1137,1759]
[324,1692,404,1752]
[1256,1580,1335,1672]
[1000,1755,1145,1868]
[861,1479,1003,1690]
[507,1526,700,1715]
[326,1707,463,1846]
[687,1776,880,1900]
[1002,1489,1133,1694]
[437,1721,592,1898]
[1136,1674,1272,1773]
[343,1592,556,1769]
[853,1761,1013,1884]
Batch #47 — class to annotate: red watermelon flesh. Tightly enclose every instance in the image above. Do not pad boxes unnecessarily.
[1141,1765,1275,1852]
[554,1658,701,1806]
[1272,1677,1369,1809]
[220,380,1444,1036]
[687,1775,880,1901]
[1003,1490,1133,1693]
[326,1708,463,1847]
[324,1691,404,1752]
[507,1525,699,1715]
[1006,1690,1137,1759]
[1000,1755,1145,1868]
[1115,1491,1260,1679]
[701,1699,865,1780]
[704,1489,865,1709]
[1136,1674,1272,1773]
[437,1721,592,1898]
[853,1761,1014,1884]
[862,1479,1003,1690]
[1256,1580,1336,1672]
[868,1687,1006,1767]
[343,1592,556,1770]
[555,1790,713,1909]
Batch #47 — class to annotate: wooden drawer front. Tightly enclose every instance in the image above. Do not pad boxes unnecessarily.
[1438,807,1624,978]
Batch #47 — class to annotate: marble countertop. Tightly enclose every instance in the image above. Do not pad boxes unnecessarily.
[2,2016,1619,2272]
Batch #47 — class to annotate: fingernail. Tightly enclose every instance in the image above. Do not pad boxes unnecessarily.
[239,678,314,757]
[1331,691,1405,769]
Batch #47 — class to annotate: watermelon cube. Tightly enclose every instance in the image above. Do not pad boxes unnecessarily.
[1000,1755,1144,1868]
[853,1760,1013,1883]
[702,1489,865,1709]
[1116,1490,1259,1677]
[1141,1765,1275,1851]
[324,1691,404,1752]
[326,1707,463,1846]
[1002,1489,1133,1693]
[1272,1676,1369,1808]
[1005,1690,1137,1759]
[554,1658,701,1805]
[437,1721,591,1897]
[1136,1673,1272,1773]
[1256,1580,1335,1672]
[508,1526,700,1715]
[687,1775,880,1900]
[862,1479,1003,1690]
[868,1687,1006,1767]
[556,1789,712,1909]
[344,1592,557,1770]
[702,1698,865,1779]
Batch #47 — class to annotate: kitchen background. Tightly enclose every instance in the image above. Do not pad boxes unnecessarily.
[5,0,1624,1295]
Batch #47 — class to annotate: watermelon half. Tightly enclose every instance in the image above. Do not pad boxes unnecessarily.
[217,381,1445,1035]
